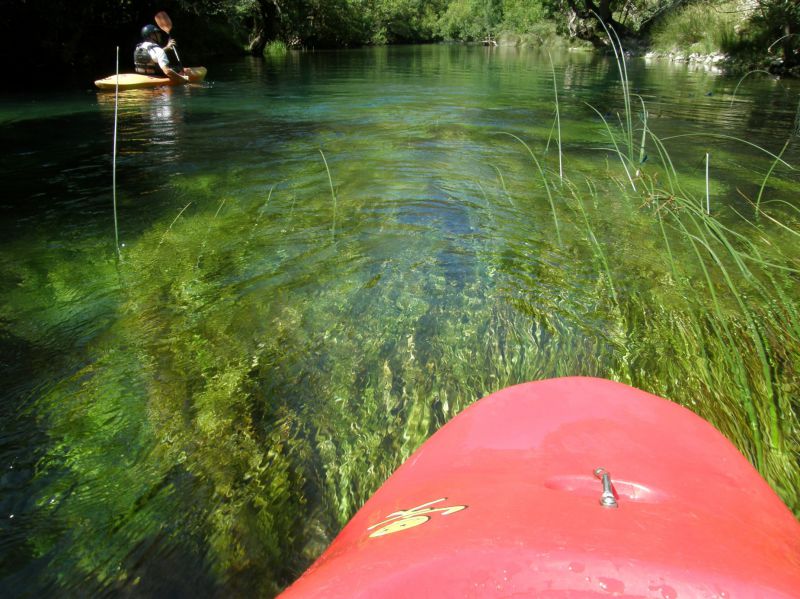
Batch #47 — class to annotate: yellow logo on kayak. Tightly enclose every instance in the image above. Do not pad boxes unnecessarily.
[367,498,467,538]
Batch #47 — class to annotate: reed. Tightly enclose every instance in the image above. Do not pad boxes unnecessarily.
[501,25,799,485]
[567,179,619,306]
[591,15,634,161]
[490,164,514,206]
[112,46,120,256]
[500,132,562,245]
[548,52,563,182]
[705,152,710,214]
[585,103,637,190]
[729,70,774,109]
[755,140,790,219]
[320,149,337,240]
[157,202,192,249]
[637,96,649,166]
[660,133,794,168]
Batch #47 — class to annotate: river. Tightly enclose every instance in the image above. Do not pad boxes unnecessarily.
[1,45,799,596]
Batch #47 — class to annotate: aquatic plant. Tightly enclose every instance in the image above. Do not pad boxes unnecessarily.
[6,44,799,599]
[264,40,288,58]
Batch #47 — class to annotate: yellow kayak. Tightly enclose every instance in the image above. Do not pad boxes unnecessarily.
[95,67,207,90]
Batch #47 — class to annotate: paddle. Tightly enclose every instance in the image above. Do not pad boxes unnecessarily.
[154,11,181,63]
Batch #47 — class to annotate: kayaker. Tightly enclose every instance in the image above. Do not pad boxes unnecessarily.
[134,24,189,83]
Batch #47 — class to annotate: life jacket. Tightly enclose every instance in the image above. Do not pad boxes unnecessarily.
[134,42,163,76]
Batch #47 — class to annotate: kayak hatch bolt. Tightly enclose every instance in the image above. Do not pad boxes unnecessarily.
[594,468,618,508]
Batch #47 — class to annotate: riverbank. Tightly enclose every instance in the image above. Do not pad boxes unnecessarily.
[485,32,799,78]
[627,0,800,78]
[627,42,800,78]
[474,0,799,78]
[642,49,800,77]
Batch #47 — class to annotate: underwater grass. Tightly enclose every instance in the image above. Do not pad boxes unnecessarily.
[8,39,800,599]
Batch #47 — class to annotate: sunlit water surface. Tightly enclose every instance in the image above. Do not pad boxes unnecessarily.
[1,45,799,597]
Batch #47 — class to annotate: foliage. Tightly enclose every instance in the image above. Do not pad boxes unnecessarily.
[7,0,800,78]
[435,0,553,41]
[365,0,445,44]
[437,0,489,40]
[277,0,369,46]
[644,0,800,68]
[737,0,800,66]
[499,0,549,33]
[264,39,288,57]
[650,0,740,54]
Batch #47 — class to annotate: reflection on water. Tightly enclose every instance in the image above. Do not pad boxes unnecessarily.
[96,86,189,161]
[1,46,799,597]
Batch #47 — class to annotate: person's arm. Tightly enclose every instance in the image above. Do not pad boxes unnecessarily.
[162,67,189,83]
[151,45,188,82]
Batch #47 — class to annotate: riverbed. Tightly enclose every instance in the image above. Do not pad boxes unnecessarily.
[1,45,798,596]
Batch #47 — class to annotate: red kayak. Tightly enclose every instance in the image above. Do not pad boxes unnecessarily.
[280,377,800,598]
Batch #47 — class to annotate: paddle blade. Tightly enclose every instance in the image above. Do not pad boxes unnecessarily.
[154,11,173,33]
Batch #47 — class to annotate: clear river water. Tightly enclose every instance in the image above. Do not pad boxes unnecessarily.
[1,45,799,597]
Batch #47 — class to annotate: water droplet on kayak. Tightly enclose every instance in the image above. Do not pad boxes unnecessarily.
[568,562,585,573]
[598,576,625,594]
[649,583,677,599]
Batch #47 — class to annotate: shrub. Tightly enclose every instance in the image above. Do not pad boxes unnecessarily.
[650,0,742,54]
[263,40,288,57]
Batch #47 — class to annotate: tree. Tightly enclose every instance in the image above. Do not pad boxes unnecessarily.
[436,0,502,41]
[558,0,633,44]
[176,0,281,54]
[757,0,800,66]
[368,0,445,43]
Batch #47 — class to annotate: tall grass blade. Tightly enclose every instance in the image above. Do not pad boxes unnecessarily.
[569,184,618,306]
[500,132,561,245]
[491,164,514,206]
[112,46,120,256]
[548,51,563,182]
[585,103,636,191]
[158,202,192,249]
[319,149,337,241]
[729,70,773,109]
[705,153,710,215]
[663,206,765,466]
[591,14,634,160]
[637,96,648,165]
[755,140,790,220]
[660,134,794,169]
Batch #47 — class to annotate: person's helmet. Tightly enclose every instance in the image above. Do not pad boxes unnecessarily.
[141,24,163,42]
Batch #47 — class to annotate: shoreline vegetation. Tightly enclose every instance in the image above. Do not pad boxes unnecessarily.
[6,0,800,86]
